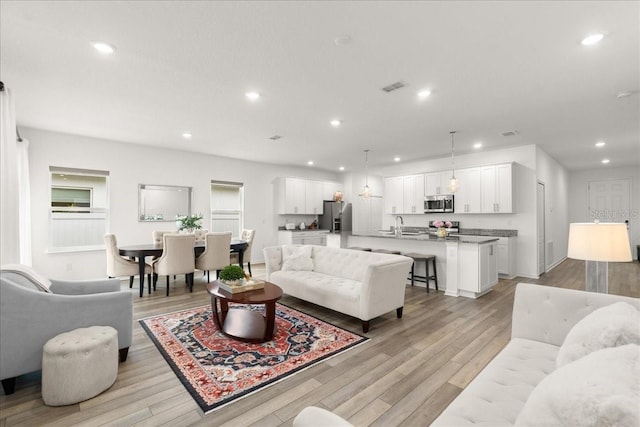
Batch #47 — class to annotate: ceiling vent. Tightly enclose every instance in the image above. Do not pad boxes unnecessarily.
[500,130,520,137]
[382,81,407,93]
[269,135,283,141]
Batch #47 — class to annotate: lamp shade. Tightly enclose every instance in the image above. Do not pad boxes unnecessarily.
[567,222,632,262]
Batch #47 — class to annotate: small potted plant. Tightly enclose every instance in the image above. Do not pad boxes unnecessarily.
[218,265,246,286]
[175,214,203,233]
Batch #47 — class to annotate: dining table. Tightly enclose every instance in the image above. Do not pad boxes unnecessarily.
[119,238,248,297]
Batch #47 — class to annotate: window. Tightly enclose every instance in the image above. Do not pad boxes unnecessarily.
[210,181,243,237]
[49,167,109,252]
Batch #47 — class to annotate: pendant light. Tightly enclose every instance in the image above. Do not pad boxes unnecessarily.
[359,149,372,198]
[447,131,460,193]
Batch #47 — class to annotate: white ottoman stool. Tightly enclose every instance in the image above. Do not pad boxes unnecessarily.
[42,326,118,406]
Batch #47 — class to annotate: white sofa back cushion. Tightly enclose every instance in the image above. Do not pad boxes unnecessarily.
[311,246,391,282]
[282,245,314,271]
[556,302,640,367]
[515,344,640,427]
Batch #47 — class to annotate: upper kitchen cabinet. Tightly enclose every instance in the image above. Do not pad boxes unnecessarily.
[278,177,306,214]
[384,176,404,214]
[402,174,425,214]
[480,163,513,213]
[277,177,344,215]
[455,167,482,213]
[425,171,453,195]
[305,180,324,215]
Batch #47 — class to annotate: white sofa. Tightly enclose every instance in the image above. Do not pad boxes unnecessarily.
[432,282,640,426]
[263,245,413,333]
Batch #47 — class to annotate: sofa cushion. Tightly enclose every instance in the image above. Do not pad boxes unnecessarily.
[431,338,558,426]
[556,302,640,367]
[516,344,640,427]
[282,245,314,271]
[1,264,53,293]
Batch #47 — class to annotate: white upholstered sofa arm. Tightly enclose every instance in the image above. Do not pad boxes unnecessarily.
[359,258,413,321]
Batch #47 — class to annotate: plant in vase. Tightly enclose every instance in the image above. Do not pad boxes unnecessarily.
[176,214,203,233]
[218,265,246,286]
[433,220,452,238]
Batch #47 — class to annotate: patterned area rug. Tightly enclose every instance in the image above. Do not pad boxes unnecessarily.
[140,303,369,414]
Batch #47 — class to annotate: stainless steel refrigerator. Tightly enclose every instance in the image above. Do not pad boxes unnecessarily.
[318,201,352,233]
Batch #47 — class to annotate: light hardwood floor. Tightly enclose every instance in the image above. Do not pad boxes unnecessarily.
[1,258,638,426]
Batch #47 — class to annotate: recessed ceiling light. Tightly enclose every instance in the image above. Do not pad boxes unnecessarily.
[601,159,610,164]
[330,119,342,127]
[339,166,345,171]
[595,141,606,147]
[182,132,192,139]
[92,41,116,54]
[473,142,483,149]
[581,33,604,46]
[307,161,314,166]
[394,157,401,162]
[245,91,260,101]
[417,89,431,99]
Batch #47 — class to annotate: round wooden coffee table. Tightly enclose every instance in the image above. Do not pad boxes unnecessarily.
[206,281,283,343]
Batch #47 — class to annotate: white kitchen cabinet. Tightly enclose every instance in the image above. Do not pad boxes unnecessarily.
[458,241,498,296]
[278,230,328,246]
[384,176,403,214]
[425,171,452,195]
[402,174,425,214]
[497,236,517,278]
[481,163,513,213]
[455,167,482,213]
[278,177,306,214]
[305,180,323,214]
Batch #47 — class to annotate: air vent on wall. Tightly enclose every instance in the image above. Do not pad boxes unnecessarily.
[500,130,520,137]
[269,135,283,141]
[382,81,407,92]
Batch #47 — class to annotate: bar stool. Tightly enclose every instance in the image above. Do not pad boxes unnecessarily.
[372,249,402,255]
[348,247,372,251]
[402,252,438,293]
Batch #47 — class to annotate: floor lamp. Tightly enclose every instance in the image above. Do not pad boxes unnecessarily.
[567,222,632,293]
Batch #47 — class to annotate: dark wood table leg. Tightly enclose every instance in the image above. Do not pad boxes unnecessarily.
[239,248,244,270]
[264,301,276,341]
[138,257,145,297]
[211,295,222,330]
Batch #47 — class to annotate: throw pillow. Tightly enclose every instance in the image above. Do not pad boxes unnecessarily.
[556,302,640,367]
[0,263,53,292]
[281,245,314,271]
[515,344,640,427]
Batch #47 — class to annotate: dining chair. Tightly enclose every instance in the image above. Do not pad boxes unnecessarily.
[104,234,152,287]
[152,230,172,245]
[195,232,232,283]
[230,229,255,276]
[194,229,209,244]
[152,234,196,296]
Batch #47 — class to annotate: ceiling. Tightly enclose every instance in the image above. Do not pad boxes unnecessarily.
[1,1,638,172]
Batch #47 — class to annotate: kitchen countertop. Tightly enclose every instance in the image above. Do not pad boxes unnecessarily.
[457,228,518,237]
[352,232,499,244]
[278,227,330,232]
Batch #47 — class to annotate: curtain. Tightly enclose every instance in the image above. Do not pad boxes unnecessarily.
[0,85,30,265]
[17,138,32,265]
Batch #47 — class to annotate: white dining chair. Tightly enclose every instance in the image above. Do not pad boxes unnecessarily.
[104,234,152,288]
[152,234,196,296]
[194,229,209,243]
[195,232,232,283]
[230,229,255,276]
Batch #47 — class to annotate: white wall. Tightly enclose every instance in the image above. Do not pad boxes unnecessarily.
[569,166,640,258]
[535,146,570,270]
[24,128,340,279]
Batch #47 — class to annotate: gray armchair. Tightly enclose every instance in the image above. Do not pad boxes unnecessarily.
[0,265,133,395]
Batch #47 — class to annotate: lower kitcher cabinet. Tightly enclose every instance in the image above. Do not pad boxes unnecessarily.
[457,242,499,294]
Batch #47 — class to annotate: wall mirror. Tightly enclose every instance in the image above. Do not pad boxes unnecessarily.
[139,184,192,222]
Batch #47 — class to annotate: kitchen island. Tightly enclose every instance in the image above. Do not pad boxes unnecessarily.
[347,232,499,298]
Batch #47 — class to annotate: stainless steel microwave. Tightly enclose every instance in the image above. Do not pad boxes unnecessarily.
[424,195,454,213]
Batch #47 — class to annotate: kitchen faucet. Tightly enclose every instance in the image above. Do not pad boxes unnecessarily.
[394,215,404,236]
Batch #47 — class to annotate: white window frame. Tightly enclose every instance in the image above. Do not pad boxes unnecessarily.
[48,167,110,253]
[210,180,244,238]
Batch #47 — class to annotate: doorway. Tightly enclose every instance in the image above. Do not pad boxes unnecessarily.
[588,178,632,252]
[537,181,546,276]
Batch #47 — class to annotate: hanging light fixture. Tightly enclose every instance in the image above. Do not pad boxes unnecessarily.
[447,131,460,193]
[359,149,372,198]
